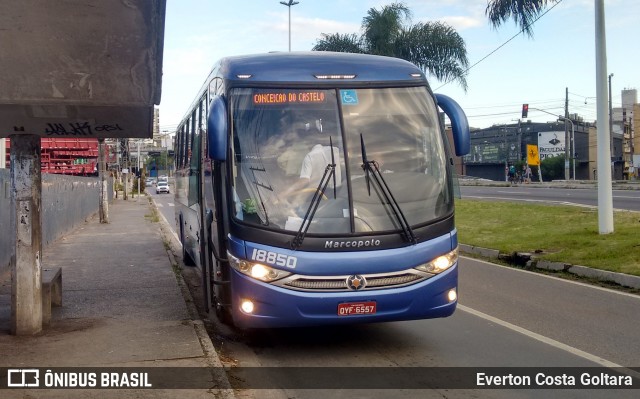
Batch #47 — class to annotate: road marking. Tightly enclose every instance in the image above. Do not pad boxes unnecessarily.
[492,191,640,200]
[496,190,533,195]
[461,255,640,299]
[463,195,595,208]
[168,203,175,207]
[457,304,640,379]
[156,203,164,207]
[463,194,635,212]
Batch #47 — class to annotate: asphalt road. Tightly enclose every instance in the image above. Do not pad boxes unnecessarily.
[206,257,640,398]
[152,189,640,398]
[148,183,177,236]
[460,185,640,211]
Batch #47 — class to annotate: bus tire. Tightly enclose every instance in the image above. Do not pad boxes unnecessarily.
[180,218,196,266]
[215,302,234,326]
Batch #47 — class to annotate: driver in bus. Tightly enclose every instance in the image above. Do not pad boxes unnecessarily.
[282,120,342,198]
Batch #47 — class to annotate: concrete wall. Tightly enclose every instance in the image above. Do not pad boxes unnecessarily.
[0,170,113,276]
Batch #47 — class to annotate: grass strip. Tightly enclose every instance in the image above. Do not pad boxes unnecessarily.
[455,199,640,276]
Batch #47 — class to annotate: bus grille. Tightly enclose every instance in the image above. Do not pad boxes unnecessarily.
[277,272,429,292]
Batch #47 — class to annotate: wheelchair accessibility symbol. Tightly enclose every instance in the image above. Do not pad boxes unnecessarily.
[340,90,359,105]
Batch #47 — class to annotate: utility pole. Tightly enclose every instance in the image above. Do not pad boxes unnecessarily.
[137,140,141,201]
[123,139,129,200]
[98,138,109,223]
[564,87,570,180]
[595,0,614,234]
[504,128,508,181]
[608,73,614,178]
[517,119,522,162]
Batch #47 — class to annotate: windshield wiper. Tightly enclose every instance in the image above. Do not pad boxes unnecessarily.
[249,166,270,226]
[359,134,372,195]
[360,134,416,244]
[291,137,337,249]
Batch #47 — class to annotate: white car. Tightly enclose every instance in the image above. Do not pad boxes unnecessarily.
[156,181,170,194]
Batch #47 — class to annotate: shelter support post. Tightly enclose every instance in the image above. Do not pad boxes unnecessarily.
[10,134,43,335]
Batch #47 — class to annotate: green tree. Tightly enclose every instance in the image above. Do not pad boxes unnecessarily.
[485,0,556,37]
[540,155,565,181]
[146,150,173,174]
[312,2,469,90]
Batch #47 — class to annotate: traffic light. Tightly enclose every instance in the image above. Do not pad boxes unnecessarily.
[522,104,529,119]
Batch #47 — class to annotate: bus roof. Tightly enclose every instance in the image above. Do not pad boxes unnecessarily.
[179,52,432,129]
[217,51,427,86]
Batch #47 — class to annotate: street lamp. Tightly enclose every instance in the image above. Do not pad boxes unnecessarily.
[160,130,173,177]
[279,0,299,52]
[559,117,575,180]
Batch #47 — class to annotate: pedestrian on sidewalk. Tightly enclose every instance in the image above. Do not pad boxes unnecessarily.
[525,165,532,183]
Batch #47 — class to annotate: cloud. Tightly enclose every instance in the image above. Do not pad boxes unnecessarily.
[437,15,484,30]
[257,12,360,42]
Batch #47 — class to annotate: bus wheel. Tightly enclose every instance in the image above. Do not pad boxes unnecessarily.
[180,221,196,266]
[215,301,234,326]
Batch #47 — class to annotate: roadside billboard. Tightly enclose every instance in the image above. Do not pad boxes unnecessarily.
[538,131,566,161]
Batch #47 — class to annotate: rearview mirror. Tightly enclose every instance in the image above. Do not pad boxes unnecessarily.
[207,95,228,161]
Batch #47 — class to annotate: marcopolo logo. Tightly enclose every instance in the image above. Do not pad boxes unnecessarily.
[324,239,382,249]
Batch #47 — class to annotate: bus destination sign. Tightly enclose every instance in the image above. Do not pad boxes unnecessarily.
[253,91,326,105]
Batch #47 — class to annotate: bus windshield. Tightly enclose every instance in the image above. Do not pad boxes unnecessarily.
[230,86,451,236]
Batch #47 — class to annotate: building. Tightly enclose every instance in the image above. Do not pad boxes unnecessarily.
[634,103,640,178]
[612,88,637,179]
[464,88,640,182]
[464,119,593,181]
[3,138,115,175]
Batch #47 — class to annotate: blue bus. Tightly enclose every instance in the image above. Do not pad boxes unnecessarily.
[174,52,469,328]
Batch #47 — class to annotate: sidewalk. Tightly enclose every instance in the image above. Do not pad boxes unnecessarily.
[0,197,233,398]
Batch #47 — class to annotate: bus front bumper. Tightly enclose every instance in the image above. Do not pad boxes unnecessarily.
[228,265,457,329]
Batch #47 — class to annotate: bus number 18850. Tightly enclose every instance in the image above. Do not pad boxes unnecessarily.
[251,249,297,269]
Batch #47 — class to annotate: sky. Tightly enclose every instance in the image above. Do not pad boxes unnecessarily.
[159,0,639,133]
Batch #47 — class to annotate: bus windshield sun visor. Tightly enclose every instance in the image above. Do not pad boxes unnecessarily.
[359,134,417,245]
[291,136,338,250]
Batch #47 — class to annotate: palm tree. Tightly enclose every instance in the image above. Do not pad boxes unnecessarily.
[312,2,469,90]
[485,0,556,37]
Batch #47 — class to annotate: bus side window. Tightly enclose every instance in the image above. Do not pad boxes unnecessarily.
[188,110,201,206]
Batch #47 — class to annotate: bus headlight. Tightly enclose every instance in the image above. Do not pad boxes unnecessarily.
[228,252,291,282]
[414,248,458,274]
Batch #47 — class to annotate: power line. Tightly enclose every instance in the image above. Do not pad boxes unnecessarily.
[568,91,596,100]
[435,0,564,91]
[463,98,563,110]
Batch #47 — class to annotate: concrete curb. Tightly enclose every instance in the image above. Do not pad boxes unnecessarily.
[150,196,236,398]
[459,244,500,259]
[459,244,640,290]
